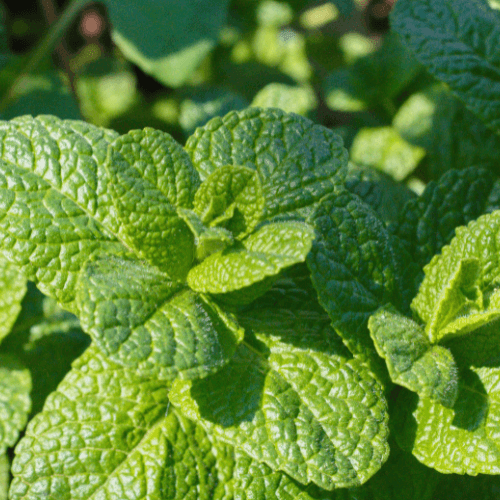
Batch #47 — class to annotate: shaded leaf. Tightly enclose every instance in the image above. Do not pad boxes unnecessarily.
[306,187,418,370]
[369,306,458,407]
[391,0,500,134]
[77,254,244,381]
[170,336,389,490]
[104,0,230,87]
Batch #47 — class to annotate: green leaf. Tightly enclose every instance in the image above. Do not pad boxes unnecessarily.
[391,0,500,134]
[77,254,244,381]
[345,163,417,224]
[76,57,138,127]
[193,165,265,237]
[347,439,441,500]
[323,32,421,112]
[17,307,90,416]
[0,256,26,344]
[184,107,348,220]
[187,221,315,294]
[369,306,458,408]
[0,71,81,121]
[9,345,234,500]
[178,87,248,138]
[393,364,500,475]
[170,334,389,490]
[178,208,235,261]
[0,115,125,308]
[104,0,230,87]
[0,354,31,455]
[393,85,500,179]
[0,453,8,500]
[350,127,425,182]
[411,211,500,341]
[233,450,349,500]
[106,128,200,279]
[306,187,418,369]
[392,167,500,272]
[251,83,318,117]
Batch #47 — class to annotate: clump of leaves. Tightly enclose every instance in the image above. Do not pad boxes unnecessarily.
[1,0,500,497]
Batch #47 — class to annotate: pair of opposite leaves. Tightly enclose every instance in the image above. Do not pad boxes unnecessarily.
[370,212,500,409]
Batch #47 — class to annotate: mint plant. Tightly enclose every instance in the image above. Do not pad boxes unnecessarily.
[2,0,500,498]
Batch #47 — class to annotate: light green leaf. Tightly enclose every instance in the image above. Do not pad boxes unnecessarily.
[9,345,234,500]
[76,57,138,127]
[0,115,125,308]
[193,165,265,237]
[184,107,348,220]
[369,306,458,408]
[392,167,500,272]
[104,0,230,87]
[251,83,318,117]
[0,453,8,500]
[106,128,200,279]
[306,187,418,370]
[391,0,500,134]
[0,354,31,455]
[170,335,389,490]
[0,256,26,344]
[393,365,500,475]
[77,254,244,381]
[178,208,235,261]
[345,163,417,223]
[411,211,500,341]
[187,221,315,294]
[233,450,349,500]
[350,127,425,182]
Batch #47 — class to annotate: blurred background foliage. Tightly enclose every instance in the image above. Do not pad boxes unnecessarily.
[0,0,497,194]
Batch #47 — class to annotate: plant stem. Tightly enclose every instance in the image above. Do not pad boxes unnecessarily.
[0,0,89,112]
[38,0,77,96]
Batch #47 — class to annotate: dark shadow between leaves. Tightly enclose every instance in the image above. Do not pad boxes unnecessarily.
[189,337,270,428]
[451,368,488,431]
[390,386,419,454]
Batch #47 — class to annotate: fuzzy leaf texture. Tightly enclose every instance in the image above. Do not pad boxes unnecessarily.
[0,255,26,343]
[0,115,126,309]
[392,167,500,272]
[368,305,458,408]
[187,221,315,294]
[0,354,31,455]
[170,301,389,491]
[193,165,264,238]
[412,211,500,342]
[393,211,500,474]
[9,345,235,500]
[306,186,418,371]
[391,0,500,134]
[105,127,200,280]
[184,107,348,221]
[77,254,244,381]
